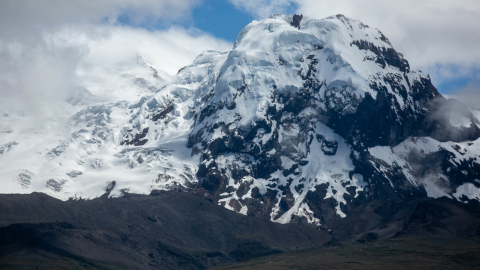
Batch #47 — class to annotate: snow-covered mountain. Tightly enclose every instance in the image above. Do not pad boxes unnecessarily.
[1,14,480,226]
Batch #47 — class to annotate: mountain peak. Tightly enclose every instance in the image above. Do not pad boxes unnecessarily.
[1,14,479,227]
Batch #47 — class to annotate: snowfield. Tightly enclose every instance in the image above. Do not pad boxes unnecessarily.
[1,14,479,224]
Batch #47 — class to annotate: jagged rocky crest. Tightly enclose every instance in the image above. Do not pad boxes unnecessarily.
[1,14,480,227]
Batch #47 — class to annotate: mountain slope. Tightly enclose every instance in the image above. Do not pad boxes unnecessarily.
[1,14,480,227]
[0,192,329,270]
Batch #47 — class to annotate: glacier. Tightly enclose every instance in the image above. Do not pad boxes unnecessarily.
[1,14,480,225]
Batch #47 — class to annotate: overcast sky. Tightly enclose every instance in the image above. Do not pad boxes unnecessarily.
[0,0,479,114]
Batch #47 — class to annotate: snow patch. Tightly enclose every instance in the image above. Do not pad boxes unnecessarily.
[453,183,480,202]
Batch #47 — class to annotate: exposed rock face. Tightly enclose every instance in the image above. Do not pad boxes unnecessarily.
[1,14,480,228]
[176,14,480,224]
[291,14,303,29]
[0,192,329,270]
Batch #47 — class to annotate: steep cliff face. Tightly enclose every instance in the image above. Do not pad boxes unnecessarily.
[1,14,480,227]
[177,14,480,224]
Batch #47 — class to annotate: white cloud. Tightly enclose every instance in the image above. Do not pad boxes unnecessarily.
[229,0,294,19]
[448,80,480,109]
[0,0,201,27]
[66,25,232,99]
[0,25,232,112]
[0,32,82,115]
[0,0,232,116]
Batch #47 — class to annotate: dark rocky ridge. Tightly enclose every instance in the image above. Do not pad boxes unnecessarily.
[0,192,479,269]
[0,192,328,270]
[291,14,303,29]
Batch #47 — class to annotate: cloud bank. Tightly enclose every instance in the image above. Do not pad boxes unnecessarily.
[229,0,295,19]
[0,0,232,116]
[1,0,479,119]
[0,0,201,27]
